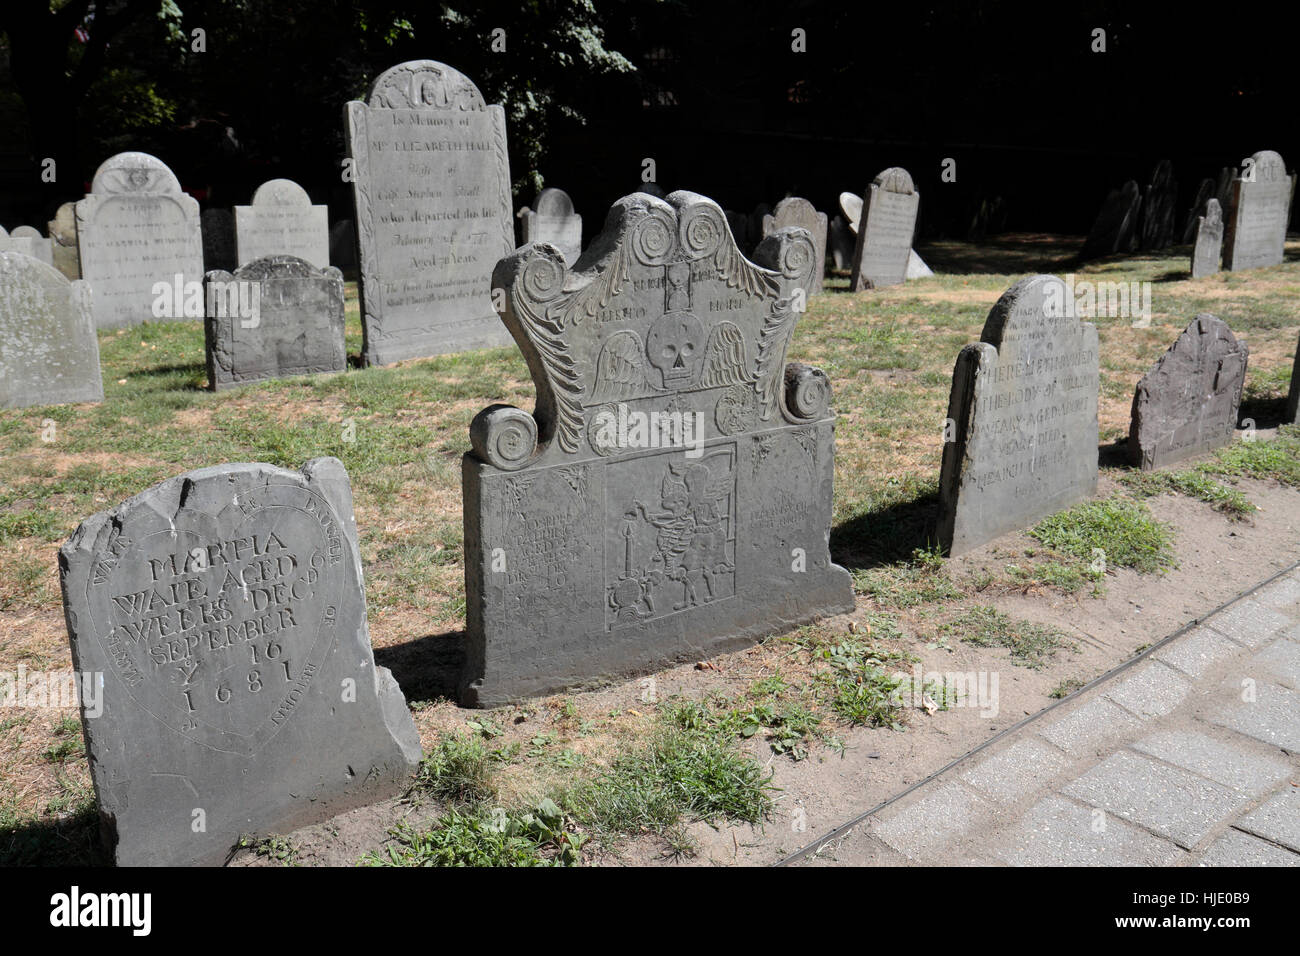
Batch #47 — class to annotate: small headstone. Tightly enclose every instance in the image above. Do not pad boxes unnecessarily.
[849,168,919,291]
[204,255,346,391]
[1223,150,1293,271]
[906,249,933,279]
[234,179,330,268]
[1180,178,1215,244]
[0,251,103,409]
[59,457,423,866]
[1190,198,1224,279]
[10,225,53,266]
[0,225,36,258]
[839,191,863,232]
[520,187,582,265]
[937,275,1099,556]
[1285,334,1300,424]
[76,152,204,328]
[1127,313,1246,471]
[1137,160,1178,250]
[329,218,357,270]
[828,215,853,270]
[761,197,827,294]
[1080,180,1141,260]
[201,209,237,272]
[48,202,81,280]
[461,191,853,705]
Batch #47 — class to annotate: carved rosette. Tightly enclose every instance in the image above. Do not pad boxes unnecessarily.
[470,404,539,471]
[783,363,831,422]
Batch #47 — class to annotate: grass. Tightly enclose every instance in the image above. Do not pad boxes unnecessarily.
[943,606,1076,670]
[1030,497,1177,575]
[1119,469,1255,519]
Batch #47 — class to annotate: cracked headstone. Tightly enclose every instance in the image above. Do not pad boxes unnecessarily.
[761,197,827,294]
[235,179,329,268]
[1190,198,1224,279]
[461,190,854,706]
[345,59,514,365]
[1223,150,1293,271]
[938,275,1099,556]
[850,168,919,291]
[59,458,422,866]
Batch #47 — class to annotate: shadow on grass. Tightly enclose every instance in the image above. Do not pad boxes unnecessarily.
[376,629,468,705]
[1099,439,1131,470]
[830,488,941,571]
[922,234,1084,275]
[0,803,107,866]
[111,362,208,389]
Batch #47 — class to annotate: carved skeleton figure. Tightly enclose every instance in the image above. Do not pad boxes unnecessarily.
[633,461,733,611]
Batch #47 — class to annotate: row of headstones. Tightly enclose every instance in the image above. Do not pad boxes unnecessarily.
[56,190,1275,866]
[1083,151,1295,277]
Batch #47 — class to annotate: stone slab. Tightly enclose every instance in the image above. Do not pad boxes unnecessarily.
[1190,197,1223,278]
[1103,661,1192,720]
[870,782,991,861]
[1206,599,1292,649]
[234,178,329,268]
[48,202,80,280]
[761,197,827,294]
[1207,681,1300,751]
[1235,787,1300,852]
[1197,829,1300,866]
[1153,624,1244,679]
[520,187,582,266]
[958,738,1068,804]
[1037,696,1143,757]
[990,794,1183,866]
[850,168,918,290]
[1129,729,1292,795]
[1223,150,1292,271]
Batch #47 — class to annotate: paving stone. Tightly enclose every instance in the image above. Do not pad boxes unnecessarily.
[1206,599,1292,649]
[870,782,991,862]
[1129,729,1292,795]
[1251,572,1300,613]
[1249,639,1300,690]
[990,795,1183,866]
[1208,681,1300,751]
[959,738,1069,804]
[1197,829,1300,866]
[1154,625,1243,679]
[1235,787,1300,852]
[1062,750,1249,849]
[1038,696,1143,757]
[1103,661,1192,720]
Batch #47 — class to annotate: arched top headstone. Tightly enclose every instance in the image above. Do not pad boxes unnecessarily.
[89,151,183,196]
[226,253,341,282]
[838,192,863,231]
[1203,197,1222,227]
[250,178,312,207]
[366,59,487,111]
[1249,149,1287,183]
[534,187,575,218]
[874,167,915,195]
[11,225,42,239]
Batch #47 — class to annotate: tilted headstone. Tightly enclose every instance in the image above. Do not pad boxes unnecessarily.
[937,275,1099,556]
[849,168,919,291]
[520,187,582,265]
[76,152,203,328]
[0,251,103,409]
[1223,150,1293,271]
[1127,313,1246,471]
[1080,180,1141,260]
[59,458,422,866]
[201,208,237,272]
[204,255,346,391]
[10,225,53,266]
[1180,177,1215,244]
[1137,160,1178,251]
[48,202,81,280]
[1285,333,1300,424]
[345,59,514,365]
[1190,198,1224,279]
[234,179,329,268]
[460,191,854,706]
[761,197,827,294]
[906,249,934,279]
[839,191,863,233]
[828,215,853,270]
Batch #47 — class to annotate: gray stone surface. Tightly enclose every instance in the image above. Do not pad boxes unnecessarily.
[828,215,853,270]
[1080,180,1141,260]
[958,738,1068,803]
[871,782,991,861]
[520,187,582,266]
[1137,159,1178,251]
[1190,198,1223,278]
[234,178,329,268]
[0,225,35,259]
[1206,598,1292,648]
[1062,750,1248,849]
[1103,661,1192,720]
[10,225,53,266]
[937,274,1099,555]
[1127,313,1246,470]
[838,191,862,232]
[850,168,918,290]
[58,458,422,866]
[1197,829,1299,866]
[1129,729,1291,794]
[203,255,346,391]
[48,202,80,279]
[905,249,933,279]
[461,191,854,706]
[1223,150,1293,271]
[1251,638,1300,689]
[1208,681,1300,751]
[991,795,1183,866]
[0,251,103,409]
[1038,696,1143,757]
[1235,787,1300,852]
[761,197,827,294]
[201,208,236,272]
[1253,571,1300,611]
[1153,624,1244,679]
[345,60,514,366]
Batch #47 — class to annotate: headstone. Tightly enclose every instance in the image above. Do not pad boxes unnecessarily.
[1223,150,1293,271]
[967,195,1007,240]
[201,209,237,272]
[0,251,103,409]
[839,191,863,232]
[329,218,357,270]
[1285,334,1300,424]
[76,152,203,328]
[48,202,81,280]
[828,215,853,270]
[204,255,346,391]
[1080,180,1141,260]
[10,225,53,266]
[345,59,514,366]
[1180,178,1215,244]
[761,197,827,294]
[1127,313,1246,471]
[1137,160,1178,250]
[520,187,582,265]
[937,275,1099,556]
[59,458,423,866]
[1190,198,1224,279]
[0,225,35,258]
[460,191,854,706]
[849,168,919,291]
[234,179,330,268]
[906,249,934,279]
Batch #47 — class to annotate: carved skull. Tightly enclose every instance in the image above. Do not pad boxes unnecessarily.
[646,311,704,389]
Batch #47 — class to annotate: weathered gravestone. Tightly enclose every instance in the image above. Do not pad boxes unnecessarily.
[1286,334,1300,424]
[828,215,853,270]
[1137,160,1178,251]
[0,225,35,258]
[1080,180,1141,260]
[234,179,330,268]
[10,225,53,266]
[937,275,1099,556]
[839,191,863,231]
[204,255,346,391]
[849,168,920,291]
[0,251,103,409]
[48,202,81,280]
[460,191,854,705]
[520,187,582,265]
[345,59,514,365]
[1223,150,1294,271]
[201,209,237,272]
[1127,313,1246,471]
[761,197,827,294]
[1190,198,1224,279]
[59,458,422,866]
[76,152,203,328]
[906,249,934,278]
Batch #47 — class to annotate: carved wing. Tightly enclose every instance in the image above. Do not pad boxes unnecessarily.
[700,321,749,388]
[593,330,649,400]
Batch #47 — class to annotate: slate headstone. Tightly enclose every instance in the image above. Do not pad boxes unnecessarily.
[345,59,514,366]
[10,225,53,266]
[1190,198,1224,279]
[0,251,103,409]
[76,152,203,328]
[1138,160,1178,251]
[204,255,346,391]
[1127,313,1246,471]
[201,208,237,272]
[761,197,827,294]
[59,458,423,866]
[520,187,582,265]
[234,179,330,269]
[1080,180,1141,260]
[461,190,854,706]
[1223,150,1293,271]
[48,202,81,280]
[849,168,919,291]
[937,275,1099,556]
